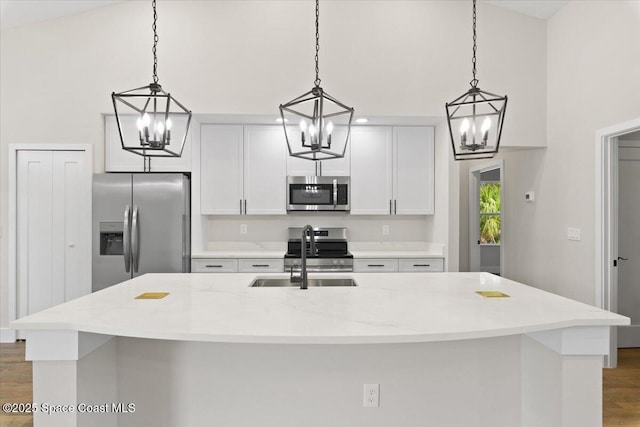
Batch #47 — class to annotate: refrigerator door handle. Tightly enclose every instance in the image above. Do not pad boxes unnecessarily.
[132,205,140,273]
[123,205,131,273]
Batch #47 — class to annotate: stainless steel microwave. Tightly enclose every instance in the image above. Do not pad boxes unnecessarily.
[287,176,350,211]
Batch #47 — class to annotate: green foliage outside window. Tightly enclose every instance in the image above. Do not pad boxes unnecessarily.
[480,183,501,244]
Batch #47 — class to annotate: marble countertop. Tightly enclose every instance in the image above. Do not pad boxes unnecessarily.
[12,272,628,344]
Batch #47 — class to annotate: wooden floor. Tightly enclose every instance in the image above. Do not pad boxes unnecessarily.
[0,342,638,427]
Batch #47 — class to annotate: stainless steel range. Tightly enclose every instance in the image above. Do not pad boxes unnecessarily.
[284,227,353,272]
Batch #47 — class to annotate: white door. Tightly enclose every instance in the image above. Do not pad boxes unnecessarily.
[200,125,244,215]
[350,127,393,214]
[393,126,434,215]
[617,141,640,347]
[243,125,287,215]
[17,150,91,318]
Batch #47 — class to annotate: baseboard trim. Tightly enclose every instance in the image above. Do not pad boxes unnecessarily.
[0,328,17,343]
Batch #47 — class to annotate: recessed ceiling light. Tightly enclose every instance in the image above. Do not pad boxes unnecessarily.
[276,118,288,123]
[355,118,368,124]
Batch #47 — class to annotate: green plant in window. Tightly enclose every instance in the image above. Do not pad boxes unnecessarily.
[480,183,501,243]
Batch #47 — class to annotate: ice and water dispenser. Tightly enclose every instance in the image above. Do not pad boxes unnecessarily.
[99,222,124,256]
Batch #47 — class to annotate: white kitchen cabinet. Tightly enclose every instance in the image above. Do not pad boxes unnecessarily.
[238,259,284,273]
[398,258,444,272]
[200,125,244,215]
[394,127,435,215]
[243,126,287,215]
[350,127,394,214]
[353,258,399,272]
[105,115,192,172]
[192,259,238,273]
[200,125,286,215]
[286,126,351,177]
[350,126,434,215]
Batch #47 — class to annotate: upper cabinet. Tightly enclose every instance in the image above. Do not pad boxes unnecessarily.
[285,126,351,177]
[201,125,286,215]
[105,115,192,172]
[350,126,434,215]
[393,127,434,215]
[350,127,394,215]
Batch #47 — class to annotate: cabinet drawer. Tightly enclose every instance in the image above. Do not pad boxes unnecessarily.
[398,258,444,272]
[192,259,238,273]
[353,259,398,273]
[238,259,284,273]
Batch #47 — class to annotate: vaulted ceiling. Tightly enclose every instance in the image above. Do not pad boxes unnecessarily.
[1,0,569,31]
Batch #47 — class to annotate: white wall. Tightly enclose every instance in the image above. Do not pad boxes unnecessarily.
[0,0,548,329]
[459,2,640,304]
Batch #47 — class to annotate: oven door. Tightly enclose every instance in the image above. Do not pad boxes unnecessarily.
[287,176,349,211]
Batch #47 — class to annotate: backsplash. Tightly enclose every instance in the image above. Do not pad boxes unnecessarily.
[206,214,434,243]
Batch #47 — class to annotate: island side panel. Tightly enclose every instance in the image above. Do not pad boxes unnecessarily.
[26,331,117,427]
[116,336,521,427]
[521,334,605,427]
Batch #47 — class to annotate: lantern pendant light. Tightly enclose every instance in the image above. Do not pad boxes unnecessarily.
[279,0,354,161]
[111,0,192,165]
[446,0,507,161]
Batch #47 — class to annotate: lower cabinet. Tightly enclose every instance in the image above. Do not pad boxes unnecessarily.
[354,258,445,273]
[238,259,284,273]
[192,259,238,273]
[398,258,445,272]
[192,258,284,273]
[353,259,398,273]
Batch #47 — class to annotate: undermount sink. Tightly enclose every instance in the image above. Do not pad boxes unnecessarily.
[250,277,357,288]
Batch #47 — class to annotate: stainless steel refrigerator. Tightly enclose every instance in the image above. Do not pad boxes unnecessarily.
[92,173,190,291]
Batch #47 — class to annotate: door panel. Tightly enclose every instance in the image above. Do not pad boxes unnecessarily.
[394,127,434,214]
[132,174,188,276]
[92,173,133,291]
[52,151,91,301]
[617,155,640,347]
[244,126,287,215]
[17,151,54,316]
[350,127,393,214]
[200,125,243,214]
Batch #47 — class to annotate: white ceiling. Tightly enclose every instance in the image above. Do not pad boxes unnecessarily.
[0,0,570,31]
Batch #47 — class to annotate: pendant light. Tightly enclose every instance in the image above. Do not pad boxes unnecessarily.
[446,0,507,161]
[111,0,192,162]
[279,0,354,161]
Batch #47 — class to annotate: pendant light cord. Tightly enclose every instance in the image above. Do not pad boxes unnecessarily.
[470,0,478,88]
[314,0,321,87]
[152,0,159,84]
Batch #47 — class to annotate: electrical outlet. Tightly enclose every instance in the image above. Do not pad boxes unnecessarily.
[567,227,581,241]
[363,384,379,408]
[382,225,389,236]
[240,224,247,235]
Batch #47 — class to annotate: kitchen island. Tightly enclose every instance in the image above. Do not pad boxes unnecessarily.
[12,272,628,427]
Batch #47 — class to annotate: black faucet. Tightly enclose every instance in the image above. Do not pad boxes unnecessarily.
[291,225,316,289]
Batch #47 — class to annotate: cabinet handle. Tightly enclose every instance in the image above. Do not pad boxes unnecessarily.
[367,264,385,267]
[413,264,430,267]
[205,265,224,268]
[244,199,247,215]
[389,200,392,215]
[394,200,397,215]
[252,264,270,267]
